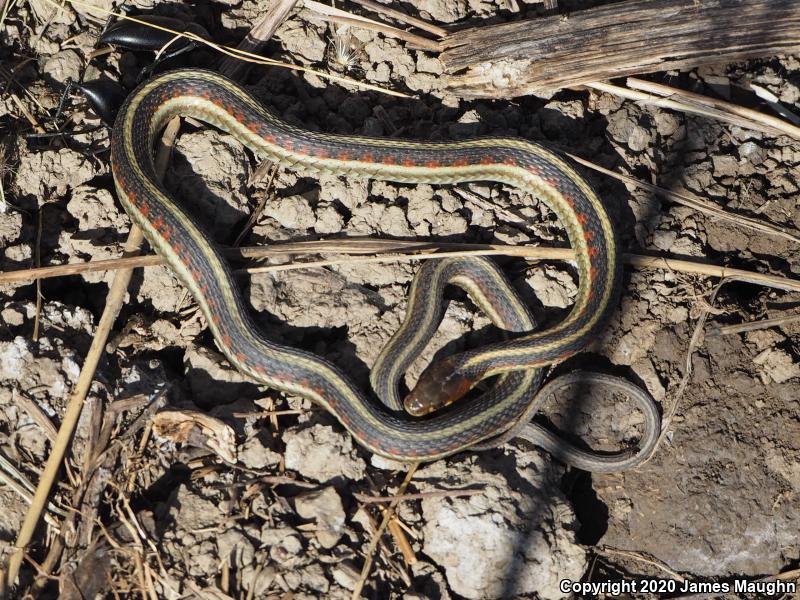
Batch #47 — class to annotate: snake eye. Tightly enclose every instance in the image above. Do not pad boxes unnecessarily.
[404,356,477,417]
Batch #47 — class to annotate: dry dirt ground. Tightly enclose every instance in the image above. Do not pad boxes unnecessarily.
[0,0,799,598]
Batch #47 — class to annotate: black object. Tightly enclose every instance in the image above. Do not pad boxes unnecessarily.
[71,77,129,125]
[99,14,210,56]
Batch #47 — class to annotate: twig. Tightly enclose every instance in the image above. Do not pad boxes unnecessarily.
[706,310,800,338]
[46,0,409,98]
[352,487,485,503]
[32,204,44,341]
[746,83,800,126]
[655,277,732,455]
[586,80,800,139]
[4,240,800,292]
[303,0,440,51]
[347,0,447,37]
[595,546,687,582]
[625,77,800,140]
[387,518,416,565]
[3,117,181,593]
[352,463,419,599]
[233,165,278,247]
[219,0,299,80]
[564,153,800,245]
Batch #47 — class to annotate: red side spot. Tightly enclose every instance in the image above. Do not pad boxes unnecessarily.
[564,195,576,209]
[426,159,441,168]
[480,156,494,165]
[264,134,276,144]
[338,151,351,161]
[222,333,233,347]
[139,203,150,218]
[401,158,415,167]
[452,157,469,167]
[583,229,594,243]
[587,245,599,259]
[200,284,210,296]
[284,140,295,152]
[316,149,329,159]
[576,211,588,225]
[590,266,599,281]
[235,351,247,363]
[362,152,375,163]
[247,122,260,134]
[152,216,165,231]
[211,314,221,325]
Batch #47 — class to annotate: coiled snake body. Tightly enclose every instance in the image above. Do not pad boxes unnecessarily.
[111,69,659,466]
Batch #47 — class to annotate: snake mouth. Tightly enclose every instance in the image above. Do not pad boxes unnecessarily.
[404,355,478,417]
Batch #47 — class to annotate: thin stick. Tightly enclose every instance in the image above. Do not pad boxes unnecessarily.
[352,463,419,599]
[565,153,800,245]
[626,77,800,140]
[352,487,484,503]
[348,0,448,37]
[303,0,440,51]
[44,0,409,98]
[2,117,180,593]
[585,81,797,139]
[219,0,299,80]
[596,546,686,582]
[706,311,800,338]
[4,240,800,293]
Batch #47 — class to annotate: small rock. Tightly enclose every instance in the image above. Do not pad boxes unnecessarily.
[712,155,738,177]
[294,486,346,548]
[238,435,282,469]
[217,529,256,569]
[42,49,82,84]
[261,528,304,567]
[265,195,316,230]
[15,148,97,198]
[609,321,659,366]
[752,347,800,384]
[331,560,360,591]
[1,306,24,327]
[283,424,366,482]
[167,485,225,530]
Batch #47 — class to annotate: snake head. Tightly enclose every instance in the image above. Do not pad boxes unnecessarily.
[404,355,477,417]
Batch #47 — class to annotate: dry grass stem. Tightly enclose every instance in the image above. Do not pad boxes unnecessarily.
[47,0,409,98]
[352,487,485,503]
[352,463,419,599]
[219,0,299,80]
[565,153,800,245]
[587,80,800,139]
[706,311,800,338]
[303,0,440,51]
[626,77,800,140]
[3,117,180,592]
[4,239,800,293]
[596,546,686,582]
[348,0,447,37]
[387,518,417,565]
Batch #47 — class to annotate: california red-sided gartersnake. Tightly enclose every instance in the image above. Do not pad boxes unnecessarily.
[111,69,660,466]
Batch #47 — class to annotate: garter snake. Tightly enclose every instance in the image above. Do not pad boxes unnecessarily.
[111,69,659,465]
